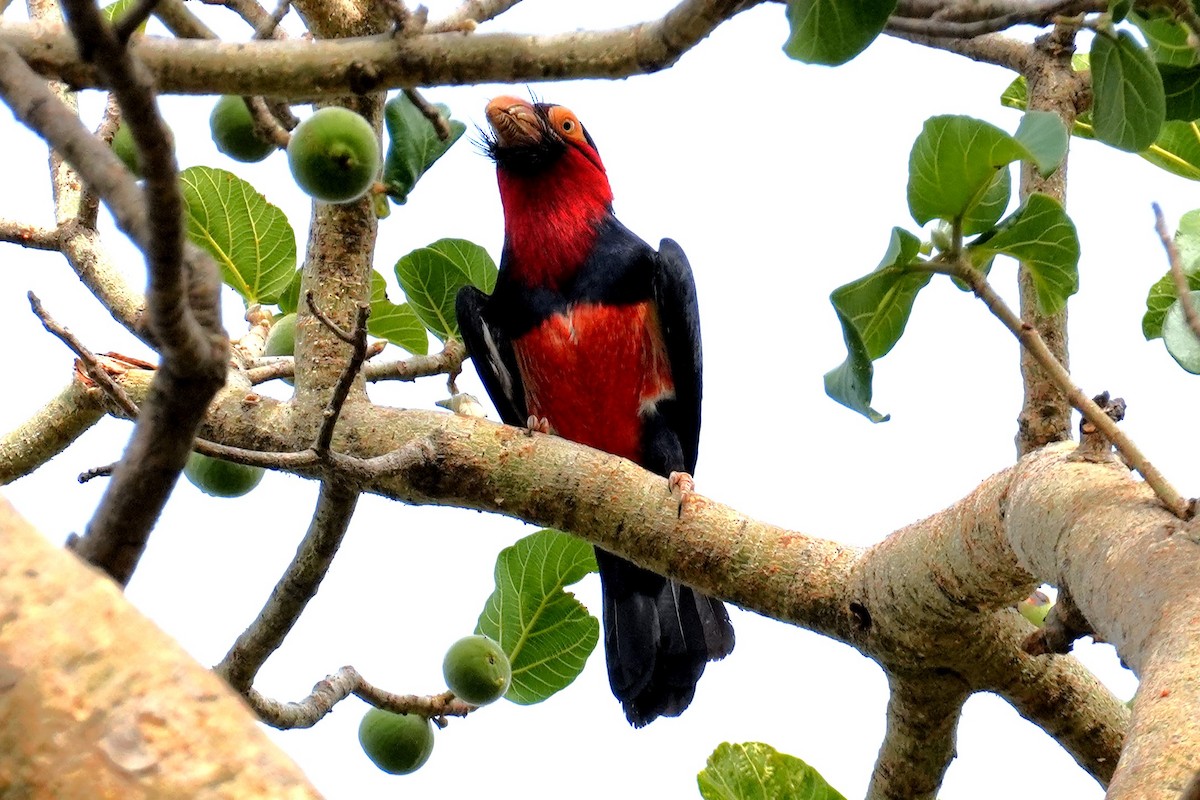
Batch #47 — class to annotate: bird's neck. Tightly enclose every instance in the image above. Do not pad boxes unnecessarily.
[497,152,614,290]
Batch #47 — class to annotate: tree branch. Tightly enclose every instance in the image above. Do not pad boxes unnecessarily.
[0,497,321,798]
[0,379,104,485]
[215,479,360,693]
[244,666,474,729]
[868,672,969,800]
[928,259,1191,520]
[0,19,229,584]
[1,0,767,96]
[106,367,1161,783]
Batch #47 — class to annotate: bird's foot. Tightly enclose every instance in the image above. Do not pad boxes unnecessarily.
[668,471,695,518]
[525,415,552,436]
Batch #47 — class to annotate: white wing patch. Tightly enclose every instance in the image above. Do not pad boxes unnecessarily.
[481,323,514,401]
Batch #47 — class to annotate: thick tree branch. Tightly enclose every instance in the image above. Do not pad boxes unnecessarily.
[1,0,765,96]
[868,672,968,800]
[0,497,321,798]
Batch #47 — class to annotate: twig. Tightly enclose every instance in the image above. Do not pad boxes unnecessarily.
[0,219,59,250]
[82,94,124,228]
[243,666,474,729]
[152,0,219,38]
[363,338,465,382]
[403,87,452,140]
[198,0,280,36]
[244,95,291,147]
[927,259,1193,520]
[1153,203,1200,343]
[253,0,290,38]
[27,292,140,418]
[427,0,521,31]
[306,292,370,455]
[215,480,359,693]
[78,462,116,483]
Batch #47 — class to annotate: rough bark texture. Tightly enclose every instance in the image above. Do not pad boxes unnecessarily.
[0,497,322,799]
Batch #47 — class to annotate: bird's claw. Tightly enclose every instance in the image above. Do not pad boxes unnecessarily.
[525,415,552,436]
[668,471,695,518]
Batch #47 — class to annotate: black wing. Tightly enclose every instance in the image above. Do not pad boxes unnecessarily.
[651,238,702,475]
[455,285,528,427]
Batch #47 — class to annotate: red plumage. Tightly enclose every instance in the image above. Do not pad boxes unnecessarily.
[513,301,674,462]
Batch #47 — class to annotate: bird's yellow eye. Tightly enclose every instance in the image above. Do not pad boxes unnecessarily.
[547,106,586,143]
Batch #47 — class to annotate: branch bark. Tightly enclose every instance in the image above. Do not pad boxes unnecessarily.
[101,368,1175,785]
[0,0,764,96]
[0,496,322,798]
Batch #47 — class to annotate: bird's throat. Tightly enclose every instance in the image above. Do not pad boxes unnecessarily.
[497,153,613,290]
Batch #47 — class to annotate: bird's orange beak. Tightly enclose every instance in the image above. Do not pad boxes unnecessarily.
[485,96,543,148]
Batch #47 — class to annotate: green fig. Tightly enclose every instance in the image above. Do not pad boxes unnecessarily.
[265,313,297,357]
[358,708,434,775]
[210,95,275,163]
[183,452,264,498]
[287,107,380,203]
[443,634,511,706]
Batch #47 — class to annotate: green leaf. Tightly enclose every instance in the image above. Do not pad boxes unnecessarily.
[1174,207,1200,268]
[782,0,897,66]
[1160,64,1200,120]
[697,742,847,800]
[383,93,466,205]
[1130,11,1200,67]
[102,0,149,32]
[475,529,599,705]
[961,167,1012,237]
[1143,209,1200,338]
[180,166,296,305]
[969,193,1080,315]
[1111,0,1133,23]
[277,270,303,315]
[1003,59,1200,181]
[426,238,498,294]
[1013,110,1069,176]
[830,228,930,360]
[1144,269,1200,338]
[824,229,924,423]
[1091,30,1167,152]
[394,238,497,340]
[1162,295,1200,372]
[1142,119,1200,179]
[907,115,1028,227]
[368,271,429,354]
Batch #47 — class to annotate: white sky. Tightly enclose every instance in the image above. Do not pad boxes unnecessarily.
[1,1,1194,797]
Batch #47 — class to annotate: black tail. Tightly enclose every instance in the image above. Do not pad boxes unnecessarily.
[595,548,734,727]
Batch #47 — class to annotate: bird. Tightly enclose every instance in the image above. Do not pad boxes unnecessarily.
[455,95,734,727]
